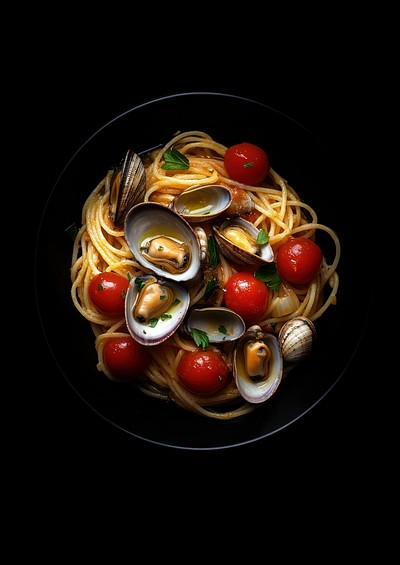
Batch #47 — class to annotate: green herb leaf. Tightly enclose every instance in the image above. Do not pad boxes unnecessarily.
[161,148,190,170]
[204,277,218,299]
[149,318,159,328]
[160,313,172,321]
[172,298,181,307]
[121,289,126,300]
[190,328,209,350]
[244,161,255,169]
[207,235,220,268]
[135,277,147,291]
[254,263,282,291]
[98,283,104,291]
[256,228,269,245]
[127,272,132,282]
[218,325,227,334]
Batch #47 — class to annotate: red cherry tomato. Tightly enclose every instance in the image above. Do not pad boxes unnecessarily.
[176,350,230,395]
[276,237,323,285]
[224,142,270,185]
[223,271,269,324]
[89,272,129,315]
[102,336,152,381]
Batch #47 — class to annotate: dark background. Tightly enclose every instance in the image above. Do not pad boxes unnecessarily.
[28,28,379,491]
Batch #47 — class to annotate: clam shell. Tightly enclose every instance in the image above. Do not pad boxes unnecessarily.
[182,307,246,343]
[125,275,190,345]
[233,325,283,403]
[278,316,316,364]
[124,202,201,283]
[172,184,232,223]
[109,150,146,225]
[213,217,274,265]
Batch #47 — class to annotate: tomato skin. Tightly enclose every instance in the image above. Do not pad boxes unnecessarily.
[176,350,230,395]
[224,142,270,185]
[276,237,323,285]
[89,272,129,315]
[102,336,152,381]
[223,271,270,324]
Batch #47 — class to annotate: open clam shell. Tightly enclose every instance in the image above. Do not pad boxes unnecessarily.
[233,325,283,403]
[125,274,190,346]
[124,202,201,284]
[172,184,232,223]
[213,217,274,266]
[182,307,246,343]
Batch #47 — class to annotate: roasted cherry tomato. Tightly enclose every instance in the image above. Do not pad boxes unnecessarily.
[223,271,269,324]
[102,335,152,381]
[276,237,323,285]
[89,272,130,315]
[224,142,270,185]
[176,350,230,395]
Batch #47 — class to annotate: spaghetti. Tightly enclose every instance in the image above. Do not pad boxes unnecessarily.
[70,130,340,420]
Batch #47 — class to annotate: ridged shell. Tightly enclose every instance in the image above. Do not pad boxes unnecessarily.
[124,202,201,284]
[233,325,283,404]
[278,316,316,364]
[109,150,146,226]
[182,307,246,343]
[125,275,190,345]
[213,217,274,265]
[172,184,232,222]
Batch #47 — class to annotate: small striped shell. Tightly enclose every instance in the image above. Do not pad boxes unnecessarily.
[278,316,316,364]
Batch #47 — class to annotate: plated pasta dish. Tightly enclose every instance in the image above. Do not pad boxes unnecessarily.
[70,130,340,420]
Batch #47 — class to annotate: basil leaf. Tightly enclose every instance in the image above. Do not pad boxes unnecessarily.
[254,263,282,291]
[161,148,190,170]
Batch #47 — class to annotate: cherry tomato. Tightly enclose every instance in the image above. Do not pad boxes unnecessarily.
[89,272,129,315]
[223,271,269,324]
[176,350,230,395]
[224,142,270,185]
[102,335,152,381]
[276,237,323,285]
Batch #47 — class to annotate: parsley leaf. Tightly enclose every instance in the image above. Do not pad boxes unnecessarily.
[256,228,269,245]
[207,235,220,268]
[204,277,218,299]
[254,263,282,292]
[161,148,190,170]
[190,328,209,350]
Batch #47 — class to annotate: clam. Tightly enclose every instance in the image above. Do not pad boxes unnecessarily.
[278,316,316,364]
[213,217,274,265]
[172,184,232,223]
[125,274,190,346]
[109,149,147,226]
[181,307,246,343]
[124,202,201,284]
[233,325,283,404]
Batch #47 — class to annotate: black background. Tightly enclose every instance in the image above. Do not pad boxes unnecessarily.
[27,26,380,497]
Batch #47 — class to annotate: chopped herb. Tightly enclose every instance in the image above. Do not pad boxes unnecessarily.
[172,298,181,307]
[65,222,79,242]
[207,235,220,268]
[97,283,104,291]
[160,313,172,321]
[244,161,255,169]
[127,272,132,282]
[204,277,218,299]
[160,295,167,300]
[143,330,147,334]
[158,246,164,251]
[254,263,282,291]
[190,328,209,350]
[149,318,159,328]
[135,277,147,291]
[218,325,227,334]
[161,148,190,170]
[256,228,269,245]
[121,290,126,300]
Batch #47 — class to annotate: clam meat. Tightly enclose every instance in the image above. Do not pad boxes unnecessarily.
[233,325,283,403]
[109,149,146,226]
[124,202,201,283]
[125,274,190,346]
[213,217,274,265]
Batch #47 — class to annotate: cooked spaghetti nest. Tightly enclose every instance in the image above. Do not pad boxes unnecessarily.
[70,130,340,420]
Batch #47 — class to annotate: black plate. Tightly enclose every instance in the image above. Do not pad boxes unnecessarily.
[35,92,372,450]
